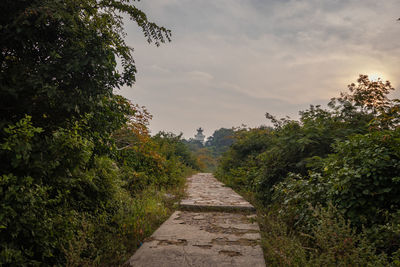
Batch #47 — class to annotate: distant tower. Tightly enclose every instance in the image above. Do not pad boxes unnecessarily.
[194,127,205,143]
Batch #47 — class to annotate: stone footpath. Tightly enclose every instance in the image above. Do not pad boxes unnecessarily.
[180,173,255,212]
[125,173,265,267]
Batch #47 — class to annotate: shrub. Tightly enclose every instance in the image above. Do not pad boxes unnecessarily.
[323,130,400,227]
[260,204,390,267]
[309,205,389,266]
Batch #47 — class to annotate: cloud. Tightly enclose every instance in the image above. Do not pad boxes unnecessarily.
[120,0,400,138]
[186,71,214,81]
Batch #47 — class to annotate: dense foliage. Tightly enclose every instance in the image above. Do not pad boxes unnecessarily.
[205,128,235,156]
[0,1,198,265]
[216,75,400,265]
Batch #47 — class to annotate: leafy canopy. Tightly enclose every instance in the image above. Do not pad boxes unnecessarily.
[0,0,170,138]
[0,1,175,265]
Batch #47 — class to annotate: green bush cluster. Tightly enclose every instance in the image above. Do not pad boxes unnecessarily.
[261,204,392,267]
[216,75,400,265]
[0,1,195,265]
[0,114,196,266]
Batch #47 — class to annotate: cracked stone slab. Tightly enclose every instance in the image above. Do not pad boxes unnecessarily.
[180,173,255,212]
[125,211,265,267]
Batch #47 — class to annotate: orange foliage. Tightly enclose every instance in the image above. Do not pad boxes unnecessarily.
[113,99,152,150]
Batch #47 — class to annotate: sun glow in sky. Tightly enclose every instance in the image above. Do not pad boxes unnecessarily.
[368,72,385,82]
[120,0,400,138]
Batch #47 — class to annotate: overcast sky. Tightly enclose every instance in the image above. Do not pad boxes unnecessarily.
[118,0,400,139]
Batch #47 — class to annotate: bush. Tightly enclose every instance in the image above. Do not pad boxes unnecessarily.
[216,75,400,265]
[272,130,400,256]
[0,115,193,265]
[216,127,273,191]
[309,205,389,266]
[260,204,389,267]
[323,130,400,227]
[272,172,329,232]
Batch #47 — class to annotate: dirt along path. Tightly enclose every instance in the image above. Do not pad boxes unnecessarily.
[125,173,265,267]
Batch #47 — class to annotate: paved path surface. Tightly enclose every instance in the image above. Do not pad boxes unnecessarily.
[180,173,255,212]
[125,173,265,267]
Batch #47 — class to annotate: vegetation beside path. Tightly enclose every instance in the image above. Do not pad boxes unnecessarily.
[0,1,197,265]
[2,1,399,266]
[216,75,400,266]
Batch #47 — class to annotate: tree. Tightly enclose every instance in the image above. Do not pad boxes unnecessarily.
[218,75,400,204]
[0,0,172,182]
[0,0,171,141]
[0,1,171,264]
[330,75,394,114]
[205,128,235,156]
[329,74,399,130]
